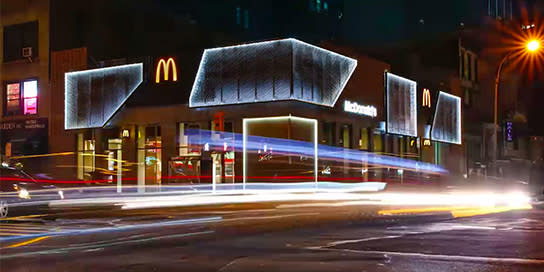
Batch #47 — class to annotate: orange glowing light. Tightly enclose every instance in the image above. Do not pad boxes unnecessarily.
[155,58,178,83]
[527,40,540,52]
[491,11,544,79]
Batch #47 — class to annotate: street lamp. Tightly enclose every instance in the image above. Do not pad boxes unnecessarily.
[527,40,540,52]
[493,39,541,166]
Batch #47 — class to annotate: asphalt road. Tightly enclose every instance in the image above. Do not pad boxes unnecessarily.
[1,203,543,271]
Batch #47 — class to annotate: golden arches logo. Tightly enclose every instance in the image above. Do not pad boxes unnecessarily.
[422,88,431,108]
[155,58,178,83]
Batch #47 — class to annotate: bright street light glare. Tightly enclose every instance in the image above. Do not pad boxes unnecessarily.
[527,40,540,52]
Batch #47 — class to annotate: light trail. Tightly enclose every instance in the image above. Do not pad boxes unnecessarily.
[0,216,222,243]
[3,236,50,249]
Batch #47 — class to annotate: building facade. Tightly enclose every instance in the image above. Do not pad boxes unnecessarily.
[1,0,50,173]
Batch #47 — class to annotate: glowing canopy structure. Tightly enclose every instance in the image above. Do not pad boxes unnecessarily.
[431,91,462,145]
[65,63,143,130]
[385,72,417,137]
[189,38,357,108]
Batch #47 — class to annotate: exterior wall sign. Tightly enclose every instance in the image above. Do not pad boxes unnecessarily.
[344,100,377,118]
[155,57,178,83]
[0,118,47,130]
[422,88,431,108]
[122,129,130,138]
[423,139,431,146]
[506,121,513,142]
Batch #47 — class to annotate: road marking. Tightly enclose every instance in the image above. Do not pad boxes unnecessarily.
[3,236,50,249]
[0,231,214,259]
[322,235,404,248]
[222,212,320,222]
[0,216,222,243]
[315,247,544,265]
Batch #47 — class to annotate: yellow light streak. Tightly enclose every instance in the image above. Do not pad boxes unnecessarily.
[3,236,50,248]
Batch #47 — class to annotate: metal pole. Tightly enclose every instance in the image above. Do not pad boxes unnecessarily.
[493,51,513,168]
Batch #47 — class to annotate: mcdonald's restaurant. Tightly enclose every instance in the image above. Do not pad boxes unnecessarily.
[58,38,461,190]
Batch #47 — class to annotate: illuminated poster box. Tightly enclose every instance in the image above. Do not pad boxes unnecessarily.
[431,92,462,145]
[385,72,417,137]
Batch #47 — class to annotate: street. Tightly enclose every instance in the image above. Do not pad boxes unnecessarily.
[1,201,543,271]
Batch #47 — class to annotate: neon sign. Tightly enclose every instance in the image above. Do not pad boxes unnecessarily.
[155,57,178,83]
[344,100,377,118]
[506,122,513,142]
[422,88,431,108]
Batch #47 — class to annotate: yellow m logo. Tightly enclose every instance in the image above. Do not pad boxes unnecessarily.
[422,88,431,108]
[155,58,178,83]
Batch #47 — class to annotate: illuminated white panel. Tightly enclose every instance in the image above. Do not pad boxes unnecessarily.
[431,91,462,145]
[23,80,38,98]
[243,116,318,186]
[190,38,357,108]
[385,72,417,137]
[65,63,143,130]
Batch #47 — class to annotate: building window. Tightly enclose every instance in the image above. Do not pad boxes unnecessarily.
[243,9,250,29]
[323,1,328,12]
[23,80,38,115]
[316,0,321,13]
[77,133,95,180]
[4,79,38,116]
[359,128,369,150]
[137,126,162,187]
[3,21,39,62]
[177,123,201,156]
[342,125,351,149]
[235,6,241,25]
[5,83,21,115]
[372,132,384,153]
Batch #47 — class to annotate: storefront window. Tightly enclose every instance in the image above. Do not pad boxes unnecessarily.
[372,131,384,153]
[342,125,351,149]
[137,126,162,189]
[106,138,122,191]
[359,128,369,150]
[170,123,202,184]
[77,132,95,180]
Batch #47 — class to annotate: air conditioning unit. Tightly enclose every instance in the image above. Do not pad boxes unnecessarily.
[22,47,33,58]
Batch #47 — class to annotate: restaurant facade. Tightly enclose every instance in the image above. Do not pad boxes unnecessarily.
[56,38,459,189]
